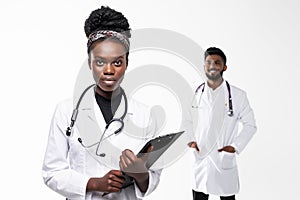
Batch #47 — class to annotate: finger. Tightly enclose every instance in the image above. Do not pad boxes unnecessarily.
[109,177,124,188]
[146,144,153,153]
[138,145,152,161]
[122,149,136,162]
[187,141,194,147]
[188,142,200,152]
[107,185,121,193]
[119,155,128,170]
[110,170,123,177]
[109,173,125,183]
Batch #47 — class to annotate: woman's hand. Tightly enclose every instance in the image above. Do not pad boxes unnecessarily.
[119,147,152,193]
[86,170,125,193]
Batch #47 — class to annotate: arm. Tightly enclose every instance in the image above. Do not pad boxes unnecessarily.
[231,92,257,154]
[42,102,89,200]
[43,102,126,198]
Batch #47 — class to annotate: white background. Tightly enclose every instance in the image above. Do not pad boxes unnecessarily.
[0,0,299,199]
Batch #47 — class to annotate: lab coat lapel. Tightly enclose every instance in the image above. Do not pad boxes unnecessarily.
[75,87,103,146]
[196,82,225,158]
[77,88,123,168]
[218,80,232,144]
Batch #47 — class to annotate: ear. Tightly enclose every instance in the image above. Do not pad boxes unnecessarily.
[223,65,227,71]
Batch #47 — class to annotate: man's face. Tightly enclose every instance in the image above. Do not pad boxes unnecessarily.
[89,39,127,92]
[204,54,226,81]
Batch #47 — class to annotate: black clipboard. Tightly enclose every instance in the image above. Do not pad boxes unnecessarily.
[121,131,184,188]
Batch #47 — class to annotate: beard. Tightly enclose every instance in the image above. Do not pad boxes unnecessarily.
[205,70,223,81]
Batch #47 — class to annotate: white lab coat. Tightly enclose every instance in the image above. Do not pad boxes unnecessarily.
[42,88,161,200]
[189,80,257,196]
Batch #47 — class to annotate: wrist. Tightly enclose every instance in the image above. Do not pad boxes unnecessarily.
[86,178,97,192]
[131,172,149,183]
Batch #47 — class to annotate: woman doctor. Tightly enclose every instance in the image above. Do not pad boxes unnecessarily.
[42,6,161,200]
[188,47,257,200]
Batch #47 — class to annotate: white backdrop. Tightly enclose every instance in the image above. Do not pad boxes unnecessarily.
[0,0,299,199]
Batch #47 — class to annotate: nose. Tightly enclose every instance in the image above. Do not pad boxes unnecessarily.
[103,63,115,75]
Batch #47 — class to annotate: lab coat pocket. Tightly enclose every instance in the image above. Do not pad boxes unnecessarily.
[220,151,237,170]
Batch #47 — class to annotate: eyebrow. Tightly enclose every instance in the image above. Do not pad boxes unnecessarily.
[94,55,125,60]
[206,58,222,62]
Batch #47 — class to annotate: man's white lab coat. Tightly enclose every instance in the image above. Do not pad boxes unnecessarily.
[189,80,257,196]
[42,88,161,200]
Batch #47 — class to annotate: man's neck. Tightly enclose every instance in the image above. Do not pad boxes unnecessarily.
[207,78,224,90]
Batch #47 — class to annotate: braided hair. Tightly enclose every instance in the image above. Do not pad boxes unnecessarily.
[84,6,131,38]
[85,6,131,59]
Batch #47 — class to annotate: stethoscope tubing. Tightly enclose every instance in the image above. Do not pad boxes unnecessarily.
[194,80,233,117]
[66,84,128,157]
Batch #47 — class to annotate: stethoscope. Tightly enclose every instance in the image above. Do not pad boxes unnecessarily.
[65,84,128,157]
[192,80,234,117]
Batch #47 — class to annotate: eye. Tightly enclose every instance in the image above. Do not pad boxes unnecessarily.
[95,60,105,66]
[113,60,123,66]
[215,61,221,66]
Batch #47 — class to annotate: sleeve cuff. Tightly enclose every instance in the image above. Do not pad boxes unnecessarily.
[134,171,151,198]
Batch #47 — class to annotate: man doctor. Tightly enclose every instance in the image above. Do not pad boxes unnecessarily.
[188,47,257,200]
[42,6,161,200]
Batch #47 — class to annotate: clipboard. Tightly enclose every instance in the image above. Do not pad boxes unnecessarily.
[121,131,184,188]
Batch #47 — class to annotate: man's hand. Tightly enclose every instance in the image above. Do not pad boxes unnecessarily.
[86,170,125,193]
[218,146,235,153]
[188,141,200,152]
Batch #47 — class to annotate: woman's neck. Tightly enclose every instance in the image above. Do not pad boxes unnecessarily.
[95,86,121,100]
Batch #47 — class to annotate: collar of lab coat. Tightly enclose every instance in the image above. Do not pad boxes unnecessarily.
[200,79,228,106]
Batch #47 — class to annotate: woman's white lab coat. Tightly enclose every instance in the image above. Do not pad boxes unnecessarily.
[189,80,257,196]
[42,88,161,200]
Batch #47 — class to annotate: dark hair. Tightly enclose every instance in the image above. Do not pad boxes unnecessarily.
[204,47,227,65]
[84,6,131,62]
[84,6,131,38]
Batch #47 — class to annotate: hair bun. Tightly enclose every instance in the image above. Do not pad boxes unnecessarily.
[84,6,131,38]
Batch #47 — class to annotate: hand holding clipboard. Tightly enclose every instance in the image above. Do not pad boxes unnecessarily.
[102,131,184,197]
[121,131,184,188]
[102,142,153,197]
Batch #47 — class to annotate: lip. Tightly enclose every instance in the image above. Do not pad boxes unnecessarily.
[208,69,218,72]
[101,77,116,85]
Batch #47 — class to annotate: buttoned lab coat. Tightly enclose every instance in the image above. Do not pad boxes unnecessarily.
[42,88,161,200]
[189,81,257,196]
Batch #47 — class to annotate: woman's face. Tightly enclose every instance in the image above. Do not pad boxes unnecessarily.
[89,39,127,95]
